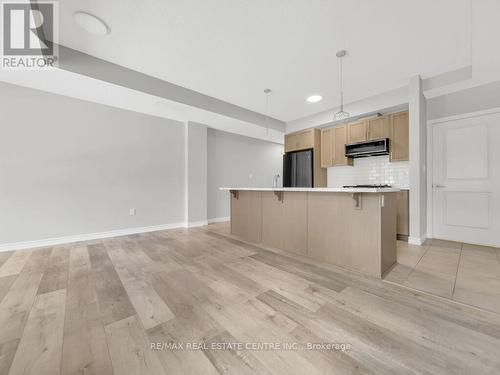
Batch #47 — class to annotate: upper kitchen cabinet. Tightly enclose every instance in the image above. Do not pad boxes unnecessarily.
[389,111,409,161]
[347,120,367,143]
[367,115,390,140]
[284,133,299,152]
[312,129,327,187]
[284,129,315,152]
[298,129,315,150]
[333,125,353,166]
[284,128,326,186]
[320,128,333,168]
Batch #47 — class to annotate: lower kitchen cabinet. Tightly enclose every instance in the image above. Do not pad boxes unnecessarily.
[396,190,409,239]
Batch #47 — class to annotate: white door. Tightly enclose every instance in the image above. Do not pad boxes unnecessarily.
[432,111,500,247]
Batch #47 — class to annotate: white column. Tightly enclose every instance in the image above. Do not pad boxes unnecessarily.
[408,75,427,244]
[184,121,208,227]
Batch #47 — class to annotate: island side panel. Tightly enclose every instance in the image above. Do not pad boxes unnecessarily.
[262,192,308,255]
[230,191,262,243]
[380,192,397,276]
[307,192,382,278]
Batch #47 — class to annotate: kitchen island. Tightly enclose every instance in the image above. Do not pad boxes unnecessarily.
[220,187,399,278]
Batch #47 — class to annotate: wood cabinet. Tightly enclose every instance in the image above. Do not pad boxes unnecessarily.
[396,190,409,239]
[284,129,326,187]
[333,125,353,166]
[389,111,410,161]
[367,115,390,140]
[347,120,368,143]
[350,116,390,142]
[319,110,409,168]
[320,125,353,167]
[284,129,314,152]
[298,130,314,150]
[284,133,298,152]
[389,111,409,161]
[312,129,327,187]
[320,128,333,168]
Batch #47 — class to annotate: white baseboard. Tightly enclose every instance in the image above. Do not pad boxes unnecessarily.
[0,222,188,252]
[207,216,230,224]
[408,236,427,246]
[185,220,208,228]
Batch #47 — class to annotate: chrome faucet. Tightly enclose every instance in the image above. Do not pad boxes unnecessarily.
[273,174,280,188]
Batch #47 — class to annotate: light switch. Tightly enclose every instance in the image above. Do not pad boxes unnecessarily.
[129,208,136,216]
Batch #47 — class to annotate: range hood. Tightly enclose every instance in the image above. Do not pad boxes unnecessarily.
[345,138,390,158]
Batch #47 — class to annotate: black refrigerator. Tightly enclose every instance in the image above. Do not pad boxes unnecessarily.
[283,149,313,187]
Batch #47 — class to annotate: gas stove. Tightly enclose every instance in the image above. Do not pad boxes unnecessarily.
[343,184,392,188]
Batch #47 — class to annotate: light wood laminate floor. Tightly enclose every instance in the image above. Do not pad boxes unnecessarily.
[0,225,500,374]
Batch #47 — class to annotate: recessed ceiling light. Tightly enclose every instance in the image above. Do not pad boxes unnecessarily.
[73,11,110,35]
[307,95,322,103]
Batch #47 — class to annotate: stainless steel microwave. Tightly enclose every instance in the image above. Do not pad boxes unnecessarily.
[345,138,390,158]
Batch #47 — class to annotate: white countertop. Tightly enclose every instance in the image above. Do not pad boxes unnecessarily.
[220,187,401,193]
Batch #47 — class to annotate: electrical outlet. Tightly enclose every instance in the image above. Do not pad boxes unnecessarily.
[129,208,136,216]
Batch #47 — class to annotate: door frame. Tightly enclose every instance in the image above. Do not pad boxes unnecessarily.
[426,107,500,240]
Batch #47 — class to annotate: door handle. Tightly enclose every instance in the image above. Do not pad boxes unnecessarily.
[434,184,446,188]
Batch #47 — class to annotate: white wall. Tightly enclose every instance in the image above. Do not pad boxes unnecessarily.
[327,156,409,188]
[408,76,427,244]
[427,80,500,120]
[0,82,185,245]
[186,122,208,225]
[207,129,283,220]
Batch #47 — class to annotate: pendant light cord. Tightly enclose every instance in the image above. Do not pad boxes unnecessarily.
[334,49,349,121]
[339,55,344,112]
[266,92,269,135]
[264,88,272,136]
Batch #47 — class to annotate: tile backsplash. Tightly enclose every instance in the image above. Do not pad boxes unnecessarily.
[327,155,409,188]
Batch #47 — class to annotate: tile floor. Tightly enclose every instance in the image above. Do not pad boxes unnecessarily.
[385,239,500,314]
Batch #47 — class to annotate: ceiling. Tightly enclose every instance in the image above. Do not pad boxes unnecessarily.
[58,0,472,122]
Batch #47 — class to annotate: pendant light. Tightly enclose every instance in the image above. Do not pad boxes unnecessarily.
[334,50,350,121]
[264,88,272,136]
